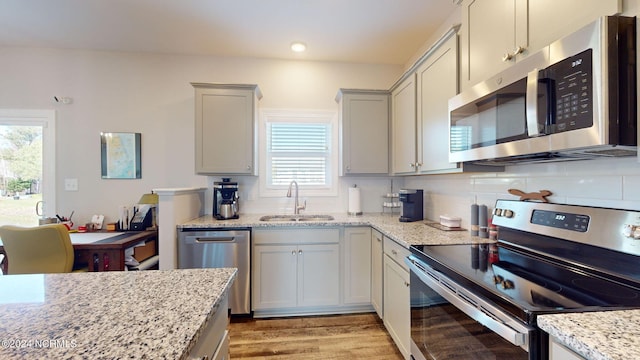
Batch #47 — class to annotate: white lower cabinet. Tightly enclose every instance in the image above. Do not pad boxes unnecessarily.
[371,229,384,319]
[252,228,341,316]
[549,337,585,360]
[251,225,410,360]
[188,295,230,360]
[298,243,340,307]
[343,227,372,305]
[252,244,299,309]
[383,236,411,360]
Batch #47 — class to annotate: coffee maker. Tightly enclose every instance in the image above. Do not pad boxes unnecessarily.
[213,178,239,220]
[399,189,423,222]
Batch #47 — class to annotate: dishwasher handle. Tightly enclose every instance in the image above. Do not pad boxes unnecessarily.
[195,237,237,243]
[180,230,249,245]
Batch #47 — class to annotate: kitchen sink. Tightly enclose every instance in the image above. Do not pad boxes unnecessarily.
[259,214,335,222]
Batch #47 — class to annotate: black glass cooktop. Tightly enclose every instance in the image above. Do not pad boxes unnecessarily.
[410,242,640,323]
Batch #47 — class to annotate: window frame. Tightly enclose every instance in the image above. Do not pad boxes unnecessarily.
[0,109,56,218]
[259,109,338,198]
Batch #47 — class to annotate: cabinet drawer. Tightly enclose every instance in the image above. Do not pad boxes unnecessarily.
[383,236,410,272]
[253,228,340,245]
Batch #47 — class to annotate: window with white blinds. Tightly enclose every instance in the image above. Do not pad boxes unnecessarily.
[450,126,472,152]
[267,122,331,186]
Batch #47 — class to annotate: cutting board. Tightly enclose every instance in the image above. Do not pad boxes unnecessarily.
[424,220,466,231]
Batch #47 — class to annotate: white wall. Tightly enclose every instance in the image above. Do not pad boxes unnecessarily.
[0,47,402,224]
[3,0,640,225]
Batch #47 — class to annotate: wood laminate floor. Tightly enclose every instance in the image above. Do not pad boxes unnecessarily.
[229,312,404,360]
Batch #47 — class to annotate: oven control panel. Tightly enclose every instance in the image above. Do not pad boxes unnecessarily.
[531,210,589,232]
[493,199,640,258]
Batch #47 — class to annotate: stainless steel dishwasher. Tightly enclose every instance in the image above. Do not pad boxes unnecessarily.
[178,229,250,315]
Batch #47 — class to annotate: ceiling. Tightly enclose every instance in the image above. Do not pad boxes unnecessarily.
[0,0,458,65]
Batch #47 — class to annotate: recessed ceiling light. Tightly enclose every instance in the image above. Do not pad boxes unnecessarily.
[290,42,307,53]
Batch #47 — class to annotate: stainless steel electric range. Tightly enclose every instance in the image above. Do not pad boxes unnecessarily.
[407,199,640,360]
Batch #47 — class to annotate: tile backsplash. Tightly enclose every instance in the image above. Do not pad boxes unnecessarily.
[404,157,640,228]
[216,157,640,226]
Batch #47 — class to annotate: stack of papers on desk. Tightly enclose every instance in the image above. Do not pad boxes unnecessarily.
[69,232,124,245]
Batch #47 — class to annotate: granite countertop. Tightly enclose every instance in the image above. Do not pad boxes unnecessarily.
[0,268,236,360]
[180,212,640,359]
[179,212,495,248]
[538,310,640,360]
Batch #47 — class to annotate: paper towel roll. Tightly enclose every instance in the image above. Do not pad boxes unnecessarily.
[348,186,362,215]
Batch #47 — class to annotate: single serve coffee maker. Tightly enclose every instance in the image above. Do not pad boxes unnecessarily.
[213,178,239,220]
[399,189,423,222]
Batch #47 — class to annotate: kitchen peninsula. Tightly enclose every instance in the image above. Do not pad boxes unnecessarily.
[0,268,235,360]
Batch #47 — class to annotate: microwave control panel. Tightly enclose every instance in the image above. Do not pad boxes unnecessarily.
[547,48,593,133]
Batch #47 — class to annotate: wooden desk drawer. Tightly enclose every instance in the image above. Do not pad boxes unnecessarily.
[133,239,157,262]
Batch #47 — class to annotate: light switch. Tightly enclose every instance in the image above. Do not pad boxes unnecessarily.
[64,178,78,191]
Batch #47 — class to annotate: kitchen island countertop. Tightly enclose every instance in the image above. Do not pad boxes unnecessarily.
[179,213,495,248]
[538,310,640,360]
[0,268,236,360]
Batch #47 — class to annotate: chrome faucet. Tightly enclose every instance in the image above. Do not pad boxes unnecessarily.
[286,180,306,214]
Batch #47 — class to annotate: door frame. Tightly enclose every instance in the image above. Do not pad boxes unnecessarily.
[0,109,56,218]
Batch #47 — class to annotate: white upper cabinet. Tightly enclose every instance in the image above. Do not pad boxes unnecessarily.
[460,0,620,90]
[336,89,390,175]
[391,74,418,175]
[390,26,495,175]
[527,0,621,58]
[460,0,522,89]
[192,83,262,175]
[416,34,459,173]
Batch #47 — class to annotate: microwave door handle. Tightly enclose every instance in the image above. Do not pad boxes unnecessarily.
[526,69,544,137]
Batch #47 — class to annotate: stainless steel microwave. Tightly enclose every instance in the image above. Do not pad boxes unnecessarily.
[449,16,636,165]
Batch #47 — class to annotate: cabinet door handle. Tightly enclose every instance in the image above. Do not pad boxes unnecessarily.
[404,281,410,287]
[502,46,526,62]
[512,45,525,56]
[410,163,416,168]
[292,250,296,255]
[346,166,351,172]
[391,249,398,255]
[246,165,252,170]
[298,250,303,255]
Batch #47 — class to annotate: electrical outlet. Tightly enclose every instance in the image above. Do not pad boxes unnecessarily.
[64,178,78,191]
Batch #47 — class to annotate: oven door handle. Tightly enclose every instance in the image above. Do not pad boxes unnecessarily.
[406,256,533,348]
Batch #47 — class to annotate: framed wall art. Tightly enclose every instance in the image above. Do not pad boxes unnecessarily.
[100,132,141,179]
